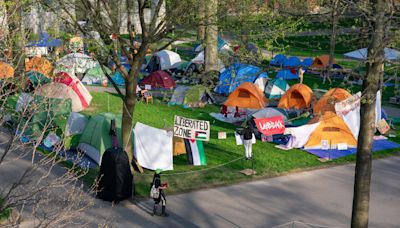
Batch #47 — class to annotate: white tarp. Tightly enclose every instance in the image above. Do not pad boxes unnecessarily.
[134,122,173,171]
[344,48,400,61]
[335,92,361,139]
[284,122,320,149]
[66,112,88,136]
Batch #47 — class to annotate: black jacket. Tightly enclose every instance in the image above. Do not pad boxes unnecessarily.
[242,126,253,140]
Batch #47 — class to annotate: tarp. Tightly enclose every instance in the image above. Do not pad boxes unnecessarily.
[82,65,111,85]
[0,62,14,78]
[139,70,176,89]
[252,107,290,124]
[270,54,287,67]
[276,69,298,80]
[215,63,268,94]
[344,48,400,61]
[284,122,320,149]
[25,57,53,77]
[335,92,361,139]
[278,84,313,110]
[26,32,62,47]
[134,122,173,171]
[56,53,98,74]
[224,82,268,109]
[283,56,301,68]
[264,78,290,99]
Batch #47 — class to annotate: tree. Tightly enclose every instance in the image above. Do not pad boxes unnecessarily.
[204,0,218,72]
[350,0,397,227]
[197,3,206,41]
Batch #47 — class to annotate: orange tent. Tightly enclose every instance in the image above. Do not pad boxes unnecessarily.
[224,82,268,109]
[313,88,351,114]
[25,57,53,77]
[311,55,336,69]
[0,62,14,79]
[278,83,313,109]
[305,111,357,149]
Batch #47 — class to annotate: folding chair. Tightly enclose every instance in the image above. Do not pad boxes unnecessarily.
[140,90,153,104]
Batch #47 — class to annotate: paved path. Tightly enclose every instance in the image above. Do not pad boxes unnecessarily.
[77,156,400,227]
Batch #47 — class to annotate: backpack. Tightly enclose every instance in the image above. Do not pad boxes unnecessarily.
[150,177,160,199]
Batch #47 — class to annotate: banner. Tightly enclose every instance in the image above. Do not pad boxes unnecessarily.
[254,116,285,136]
[174,115,210,141]
[335,92,361,139]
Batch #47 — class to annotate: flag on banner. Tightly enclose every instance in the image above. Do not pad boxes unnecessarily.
[254,116,285,136]
[184,139,206,166]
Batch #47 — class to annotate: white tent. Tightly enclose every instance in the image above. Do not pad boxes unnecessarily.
[344,48,400,61]
[154,50,182,70]
[187,51,226,73]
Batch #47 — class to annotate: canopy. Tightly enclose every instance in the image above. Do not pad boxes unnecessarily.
[344,48,400,61]
[224,82,268,109]
[25,57,53,77]
[56,53,98,74]
[26,32,62,47]
[0,62,14,79]
[278,84,313,110]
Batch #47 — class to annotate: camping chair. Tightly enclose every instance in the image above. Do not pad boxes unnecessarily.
[140,90,153,104]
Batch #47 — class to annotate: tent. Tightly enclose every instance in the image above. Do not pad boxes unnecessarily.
[111,71,125,86]
[0,62,14,79]
[169,85,214,108]
[25,57,53,77]
[144,50,182,73]
[35,82,89,112]
[311,55,335,69]
[27,71,51,87]
[134,122,173,171]
[54,72,92,110]
[283,56,301,68]
[139,70,176,89]
[313,88,351,114]
[65,112,88,137]
[77,113,132,165]
[169,86,190,105]
[278,84,313,110]
[252,107,290,124]
[215,63,269,94]
[253,72,269,91]
[344,48,400,61]
[108,55,131,71]
[69,36,84,52]
[224,82,268,109]
[301,58,313,68]
[270,54,287,67]
[276,69,298,80]
[264,78,290,100]
[82,65,111,85]
[56,53,98,74]
[26,32,62,48]
[304,111,357,149]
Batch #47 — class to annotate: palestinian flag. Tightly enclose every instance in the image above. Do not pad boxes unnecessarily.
[195,131,208,140]
[184,139,207,166]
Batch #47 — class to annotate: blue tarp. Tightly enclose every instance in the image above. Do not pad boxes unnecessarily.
[304,139,400,159]
[276,69,298,80]
[270,54,287,67]
[215,63,268,94]
[283,56,301,68]
[111,71,125,86]
[301,58,313,68]
[26,32,62,47]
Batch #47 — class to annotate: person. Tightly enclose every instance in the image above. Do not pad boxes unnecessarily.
[322,68,332,85]
[242,122,253,160]
[151,169,168,217]
[298,67,305,84]
[221,105,228,118]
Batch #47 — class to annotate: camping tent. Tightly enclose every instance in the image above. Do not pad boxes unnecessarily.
[283,56,301,68]
[304,111,357,149]
[276,69,298,80]
[264,78,290,100]
[25,57,53,77]
[0,62,14,79]
[139,70,176,89]
[344,48,400,61]
[270,54,287,67]
[54,72,92,109]
[56,53,98,74]
[278,84,313,110]
[77,113,133,165]
[27,71,51,87]
[301,58,313,68]
[311,55,335,69]
[224,82,268,109]
[144,50,182,73]
[169,85,214,108]
[82,65,111,85]
[253,72,269,91]
[35,82,90,112]
[111,71,125,86]
[313,88,351,114]
[215,63,269,94]
[252,107,290,124]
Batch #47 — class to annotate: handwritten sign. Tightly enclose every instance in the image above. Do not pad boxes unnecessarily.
[254,116,285,136]
[174,115,210,141]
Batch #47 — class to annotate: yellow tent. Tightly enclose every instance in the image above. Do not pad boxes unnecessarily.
[305,111,357,149]
[313,88,351,114]
[278,83,313,110]
[0,62,14,79]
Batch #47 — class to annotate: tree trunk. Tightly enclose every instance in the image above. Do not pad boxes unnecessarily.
[204,0,218,72]
[197,3,205,41]
[351,1,386,227]
[327,0,338,80]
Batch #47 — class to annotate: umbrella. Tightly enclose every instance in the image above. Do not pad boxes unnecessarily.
[56,53,98,74]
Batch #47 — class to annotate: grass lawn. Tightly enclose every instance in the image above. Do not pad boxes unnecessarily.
[77,88,399,197]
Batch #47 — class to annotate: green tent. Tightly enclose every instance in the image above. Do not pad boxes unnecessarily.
[82,65,112,84]
[77,113,133,164]
[27,71,51,87]
[183,85,214,108]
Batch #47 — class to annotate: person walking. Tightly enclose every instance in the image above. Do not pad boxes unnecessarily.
[151,169,168,217]
[242,122,253,160]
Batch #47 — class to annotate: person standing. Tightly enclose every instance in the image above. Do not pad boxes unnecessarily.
[242,122,253,160]
[298,67,305,84]
[151,169,168,217]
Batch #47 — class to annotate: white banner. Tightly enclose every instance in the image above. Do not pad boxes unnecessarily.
[174,115,210,141]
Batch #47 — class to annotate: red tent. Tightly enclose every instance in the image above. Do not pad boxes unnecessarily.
[139,70,176,89]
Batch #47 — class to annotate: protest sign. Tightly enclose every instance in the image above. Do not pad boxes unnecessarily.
[174,115,210,141]
[254,116,285,136]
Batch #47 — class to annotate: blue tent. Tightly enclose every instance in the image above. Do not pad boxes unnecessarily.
[26,32,62,47]
[270,54,287,67]
[194,36,228,52]
[111,71,125,86]
[108,55,131,71]
[276,69,298,80]
[283,56,301,68]
[301,58,313,68]
[215,63,268,94]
